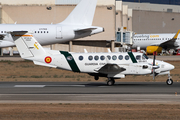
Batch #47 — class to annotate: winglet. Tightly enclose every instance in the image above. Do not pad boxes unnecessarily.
[173,30,180,39]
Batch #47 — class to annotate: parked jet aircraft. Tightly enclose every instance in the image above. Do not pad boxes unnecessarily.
[132,30,180,54]
[0,0,104,47]
[11,32,175,85]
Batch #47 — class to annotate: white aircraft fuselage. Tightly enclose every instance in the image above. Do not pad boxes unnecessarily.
[0,24,103,47]
[0,0,104,47]
[132,33,180,49]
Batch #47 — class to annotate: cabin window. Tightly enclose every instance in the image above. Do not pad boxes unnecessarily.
[125,55,129,60]
[112,55,117,60]
[79,56,83,61]
[107,55,111,60]
[88,56,93,61]
[100,55,105,61]
[35,31,36,33]
[44,31,46,33]
[94,56,99,61]
[119,55,123,60]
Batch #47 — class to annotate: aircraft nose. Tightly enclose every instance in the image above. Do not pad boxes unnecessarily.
[167,63,175,71]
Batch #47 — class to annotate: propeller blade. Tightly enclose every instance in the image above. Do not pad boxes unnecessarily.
[153,69,155,80]
[152,51,157,80]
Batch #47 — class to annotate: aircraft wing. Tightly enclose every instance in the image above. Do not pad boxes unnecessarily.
[152,30,180,49]
[94,64,126,74]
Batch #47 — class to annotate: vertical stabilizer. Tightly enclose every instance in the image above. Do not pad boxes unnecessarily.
[60,0,97,26]
[11,32,47,58]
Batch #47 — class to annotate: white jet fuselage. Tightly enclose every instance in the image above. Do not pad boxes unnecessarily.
[0,24,103,47]
[132,33,180,50]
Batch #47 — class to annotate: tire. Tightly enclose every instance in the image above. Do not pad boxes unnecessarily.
[107,80,114,86]
[94,76,99,80]
[166,79,173,85]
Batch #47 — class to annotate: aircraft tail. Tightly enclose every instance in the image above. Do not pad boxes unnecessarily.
[60,0,97,26]
[10,32,47,59]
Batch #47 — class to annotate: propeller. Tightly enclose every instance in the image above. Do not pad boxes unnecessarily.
[152,52,156,80]
[152,51,159,80]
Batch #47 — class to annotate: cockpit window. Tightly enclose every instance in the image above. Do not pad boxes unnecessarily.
[143,54,149,59]
[136,55,141,60]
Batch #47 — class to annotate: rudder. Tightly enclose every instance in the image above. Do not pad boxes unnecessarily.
[60,0,97,26]
[11,32,47,58]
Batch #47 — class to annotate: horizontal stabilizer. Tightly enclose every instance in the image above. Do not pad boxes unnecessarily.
[33,61,57,68]
[74,27,97,32]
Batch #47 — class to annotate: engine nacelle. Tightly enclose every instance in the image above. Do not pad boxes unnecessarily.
[146,46,162,54]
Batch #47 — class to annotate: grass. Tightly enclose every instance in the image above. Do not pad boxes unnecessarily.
[0,104,180,120]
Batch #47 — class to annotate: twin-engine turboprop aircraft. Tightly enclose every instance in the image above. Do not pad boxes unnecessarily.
[0,0,104,47]
[11,32,175,85]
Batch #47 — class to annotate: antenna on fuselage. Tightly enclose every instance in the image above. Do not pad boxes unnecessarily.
[108,48,111,53]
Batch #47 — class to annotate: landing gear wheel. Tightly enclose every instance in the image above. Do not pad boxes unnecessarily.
[107,80,114,86]
[107,78,115,86]
[94,76,99,81]
[166,79,173,85]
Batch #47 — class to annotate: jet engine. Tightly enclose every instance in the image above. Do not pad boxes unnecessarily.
[146,46,162,54]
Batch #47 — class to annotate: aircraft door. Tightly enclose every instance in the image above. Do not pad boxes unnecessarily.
[56,27,62,39]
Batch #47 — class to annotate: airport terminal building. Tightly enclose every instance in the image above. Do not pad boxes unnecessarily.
[0,0,180,54]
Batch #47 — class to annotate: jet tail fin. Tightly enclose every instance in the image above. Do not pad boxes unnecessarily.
[60,0,97,26]
[173,30,180,39]
[10,32,47,59]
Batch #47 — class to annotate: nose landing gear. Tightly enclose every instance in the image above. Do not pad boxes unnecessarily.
[166,74,173,85]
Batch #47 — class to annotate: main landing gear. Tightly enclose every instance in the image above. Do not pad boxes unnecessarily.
[107,78,115,86]
[166,74,173,85]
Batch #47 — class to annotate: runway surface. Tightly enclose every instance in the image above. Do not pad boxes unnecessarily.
[0,82,180,104]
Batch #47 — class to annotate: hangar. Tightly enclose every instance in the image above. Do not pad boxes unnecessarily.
[0,0,180,55]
